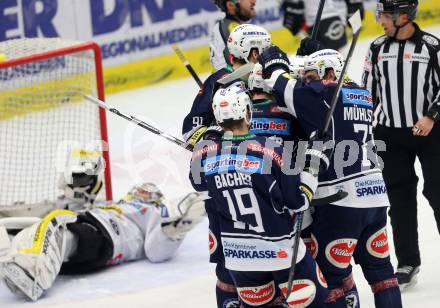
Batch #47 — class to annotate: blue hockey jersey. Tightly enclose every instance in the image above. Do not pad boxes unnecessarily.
[190,134,316,271]
[267,70,389,208]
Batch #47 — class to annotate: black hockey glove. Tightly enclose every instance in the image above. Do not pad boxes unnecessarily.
[303,131,334,176]
[281,0,306,36]
[345,0,365,22]
[185,125,223,150]
[258,45,290,79]
[296,37,325,56]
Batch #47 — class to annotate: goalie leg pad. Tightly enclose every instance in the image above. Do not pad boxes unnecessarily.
[60,212,113,275]
[0,210,77,301]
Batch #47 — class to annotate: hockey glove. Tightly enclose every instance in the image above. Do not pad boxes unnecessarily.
[185,125,224,150]
[258,45,290,79]
[296,37,325,56]
[303,131,334,176]
[345,0,365,22]
[281,0,306,36]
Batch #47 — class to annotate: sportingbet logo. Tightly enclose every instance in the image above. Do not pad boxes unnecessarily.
[342,88,373,108]
[204,155,262,175]
[249,118,290,135]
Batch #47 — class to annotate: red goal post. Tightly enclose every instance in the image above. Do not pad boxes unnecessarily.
[0,38,112,215]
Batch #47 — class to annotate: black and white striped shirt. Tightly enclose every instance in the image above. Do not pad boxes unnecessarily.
[362,23,440,128]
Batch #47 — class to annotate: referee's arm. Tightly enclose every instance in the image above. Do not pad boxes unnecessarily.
[362,47,381,125]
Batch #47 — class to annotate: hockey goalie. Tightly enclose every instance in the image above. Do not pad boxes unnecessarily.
[0,149,207,301]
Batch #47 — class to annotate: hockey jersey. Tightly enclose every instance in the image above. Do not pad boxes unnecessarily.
[190,135,316,271]
[182,67,232,140]
[267,70,389,208]
[210,16,240,70]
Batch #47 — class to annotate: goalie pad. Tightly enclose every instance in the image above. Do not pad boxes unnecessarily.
[161,192,207,240]
[0,210,77,301]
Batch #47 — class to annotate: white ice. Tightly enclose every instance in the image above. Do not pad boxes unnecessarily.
[1,26,440,308]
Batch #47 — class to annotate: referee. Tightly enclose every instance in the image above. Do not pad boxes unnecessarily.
[363,0,440,291]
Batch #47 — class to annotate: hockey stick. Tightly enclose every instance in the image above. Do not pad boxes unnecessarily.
[217,62,255,85]
[310,0,326,40]
[172,44,203,88]
[285,8,363,306]
[84,95,191,150]
[322,10,362,134]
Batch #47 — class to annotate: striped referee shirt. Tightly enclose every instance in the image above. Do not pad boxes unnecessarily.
[362,23,440,128]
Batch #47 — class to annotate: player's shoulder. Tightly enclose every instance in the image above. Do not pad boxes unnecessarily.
[420,30,440,50]
[370,35,388,49]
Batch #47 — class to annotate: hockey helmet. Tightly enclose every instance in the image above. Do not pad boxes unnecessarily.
[213,0,240,12]
[126,183,164,206]
[227,24,272,63]
[303,49,345,80]
[212,82,252,124]
[376,0,418,21]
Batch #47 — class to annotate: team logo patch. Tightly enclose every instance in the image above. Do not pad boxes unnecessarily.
[325,19,345,40]
[366,227,389,258]
[316,264,328,288]
[341,88,373,108]
[279,279,316,307]
[209,229,218,255]
[325,238,357,269]
[423,34,439,46]
[204,154,263,175]
[303,234,318,259]
[249,118,291,135]
[237,281,275,306]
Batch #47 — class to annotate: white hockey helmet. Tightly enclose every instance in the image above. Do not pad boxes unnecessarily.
[303,49,345,80]
[122,182,164,206]
[248,63,272,93]
[227,24,272,63]
[289,55,306,80]
[212,82,252,124]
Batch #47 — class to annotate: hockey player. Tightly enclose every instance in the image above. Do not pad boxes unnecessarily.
[183,23,271,150]
[281,0,364,50]
[190,83,331,307]
[257,46,403,307]
[210,0,257,70]
[0,149,206,301]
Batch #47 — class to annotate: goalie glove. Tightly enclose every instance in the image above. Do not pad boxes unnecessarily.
[161,192,207,240]
[184,125,224,150]
[0,210,77,301]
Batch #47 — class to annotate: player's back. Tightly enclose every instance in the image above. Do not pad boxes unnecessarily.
[250,98,305,145]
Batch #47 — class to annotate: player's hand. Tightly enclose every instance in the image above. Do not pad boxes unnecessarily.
[303,131,334,176]
[185,125,223,150]
[296,37,325,56]
[281,0,306,35]
[412,117,434,136]
[258,45,290,79]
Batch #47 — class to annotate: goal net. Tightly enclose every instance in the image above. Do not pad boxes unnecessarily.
[0,38,112,216]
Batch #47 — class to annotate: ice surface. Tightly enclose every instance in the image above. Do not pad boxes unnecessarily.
[1,27,440,307]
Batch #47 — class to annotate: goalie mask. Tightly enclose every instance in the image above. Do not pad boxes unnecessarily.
[227,24,272,63]
[123,183,164,206]
[60,149,104,205]
[212,82,252,124]
[303,49,344,80]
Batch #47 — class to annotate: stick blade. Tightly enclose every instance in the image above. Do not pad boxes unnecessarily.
[217,63,255,85]
[348,10,362,34]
